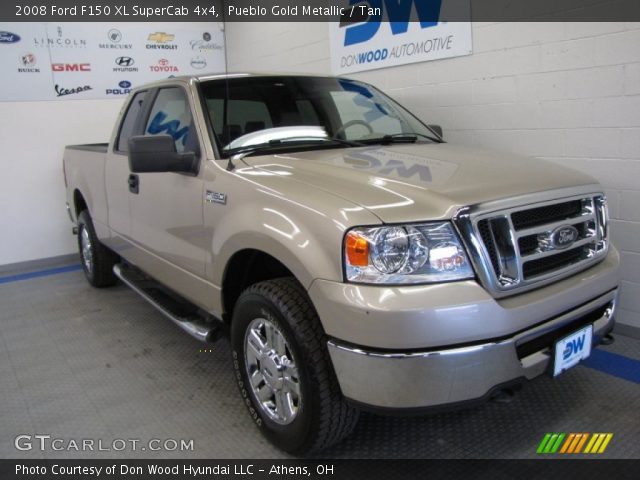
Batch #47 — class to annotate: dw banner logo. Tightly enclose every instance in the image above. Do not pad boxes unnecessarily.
[537,433,613,454]
[329,0,472,74]
[343,0,442,46]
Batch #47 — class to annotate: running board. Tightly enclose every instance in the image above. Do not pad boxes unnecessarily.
[113,264,221,343]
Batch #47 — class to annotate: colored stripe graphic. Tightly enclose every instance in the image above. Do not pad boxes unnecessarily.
[585,433,613,454]
[537,433,566,454]
[538,433,613,454]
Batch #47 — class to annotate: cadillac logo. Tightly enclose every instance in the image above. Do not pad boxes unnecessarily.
[550,225,579,249]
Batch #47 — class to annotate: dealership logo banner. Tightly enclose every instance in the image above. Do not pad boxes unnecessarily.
[329,0,472,74]
[0,22,225,101]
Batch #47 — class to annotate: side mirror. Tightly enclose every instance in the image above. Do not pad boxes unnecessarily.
[128,135,198,174]
[427,124,443,139]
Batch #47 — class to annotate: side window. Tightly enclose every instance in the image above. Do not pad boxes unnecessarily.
[117,91,145,152]
[145,87,197,154]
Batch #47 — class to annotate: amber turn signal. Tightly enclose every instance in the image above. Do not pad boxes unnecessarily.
[345,232,369,267]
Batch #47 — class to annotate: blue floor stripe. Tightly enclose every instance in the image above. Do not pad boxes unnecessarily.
[0,264,82,285]
[582,349,640,384]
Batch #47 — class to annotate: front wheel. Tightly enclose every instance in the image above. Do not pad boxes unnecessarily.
[77,210,118,287]
[231,278,359,454]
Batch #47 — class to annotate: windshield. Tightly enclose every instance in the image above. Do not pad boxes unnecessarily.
[199,75,440,156]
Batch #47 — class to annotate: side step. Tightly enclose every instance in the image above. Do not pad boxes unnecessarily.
[113,264,222,343]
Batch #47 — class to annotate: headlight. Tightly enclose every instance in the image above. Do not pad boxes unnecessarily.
[344,222,474,284]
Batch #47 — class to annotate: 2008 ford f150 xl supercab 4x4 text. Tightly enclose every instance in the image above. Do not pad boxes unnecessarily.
[63,74,620,454]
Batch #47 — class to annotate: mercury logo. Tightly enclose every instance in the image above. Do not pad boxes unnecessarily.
[108,29,122,43]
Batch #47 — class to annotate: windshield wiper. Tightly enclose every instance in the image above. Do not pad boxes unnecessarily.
[360,134,418,145]
[224,137,363,163]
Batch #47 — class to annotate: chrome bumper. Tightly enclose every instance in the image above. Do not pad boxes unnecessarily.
[328,289,617,410]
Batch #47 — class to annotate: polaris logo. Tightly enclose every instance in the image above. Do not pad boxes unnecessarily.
[106,80,132,96]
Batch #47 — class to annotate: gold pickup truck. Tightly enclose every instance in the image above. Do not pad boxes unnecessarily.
[63,73,620,454]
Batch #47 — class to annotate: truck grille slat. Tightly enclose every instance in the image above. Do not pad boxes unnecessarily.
[511,200,583,230]
[455,193,609,297]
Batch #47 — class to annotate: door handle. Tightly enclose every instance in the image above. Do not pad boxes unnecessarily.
[128,174,139,194]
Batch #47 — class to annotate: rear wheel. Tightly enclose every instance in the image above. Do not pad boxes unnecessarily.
[231,277,359,454]
[77,210,118,287]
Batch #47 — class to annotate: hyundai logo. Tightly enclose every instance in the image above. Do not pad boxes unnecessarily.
[118,80,131,89]
[550,225,579,249]
[0,31,21,44]
[115,56,134,67]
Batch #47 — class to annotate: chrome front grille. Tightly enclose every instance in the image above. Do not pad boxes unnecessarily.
[454,190,609,297]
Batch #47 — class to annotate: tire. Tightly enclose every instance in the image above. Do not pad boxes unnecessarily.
[231,277,359,455]
[77,210,119,288]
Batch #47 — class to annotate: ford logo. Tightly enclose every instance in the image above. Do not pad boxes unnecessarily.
[551,225,579,249]
[118,80,132,88]
[0,31,21,44]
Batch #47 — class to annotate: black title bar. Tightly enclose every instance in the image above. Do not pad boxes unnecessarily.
[3,0,640,22]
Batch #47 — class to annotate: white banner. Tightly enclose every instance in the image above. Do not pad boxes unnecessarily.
[329,0,472,75]
[0,22,225,101]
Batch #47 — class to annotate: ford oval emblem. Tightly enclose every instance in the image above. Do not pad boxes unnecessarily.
[119,80,131,89]
[551,225,579,249]
[0,31,21,44]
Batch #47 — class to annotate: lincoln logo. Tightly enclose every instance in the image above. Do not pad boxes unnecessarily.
[551,225,579,249]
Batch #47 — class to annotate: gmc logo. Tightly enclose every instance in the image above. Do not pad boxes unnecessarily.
[52,63,91,72]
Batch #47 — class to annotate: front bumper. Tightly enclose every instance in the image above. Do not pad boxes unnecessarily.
[328,289,617,409]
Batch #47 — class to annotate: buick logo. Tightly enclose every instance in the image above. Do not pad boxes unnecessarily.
[115,56,134,66]
[551,225,579,249]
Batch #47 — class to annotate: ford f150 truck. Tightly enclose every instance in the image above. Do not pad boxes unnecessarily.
[63,74,620,454]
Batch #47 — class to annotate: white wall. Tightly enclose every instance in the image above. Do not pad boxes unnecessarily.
[225,22,640,331]
[0,99,124,265]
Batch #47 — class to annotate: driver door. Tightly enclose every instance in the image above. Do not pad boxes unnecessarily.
[127,86,208,305]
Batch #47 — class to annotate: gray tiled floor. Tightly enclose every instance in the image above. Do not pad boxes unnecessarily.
[0,269,638,459]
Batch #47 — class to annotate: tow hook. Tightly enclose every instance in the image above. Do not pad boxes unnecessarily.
[490,388,516,404]
[601,334,615,346]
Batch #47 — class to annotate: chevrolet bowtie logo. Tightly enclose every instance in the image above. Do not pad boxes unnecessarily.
[148,32,175,43]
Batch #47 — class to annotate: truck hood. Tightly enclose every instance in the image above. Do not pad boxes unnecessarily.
[240,143,599,223]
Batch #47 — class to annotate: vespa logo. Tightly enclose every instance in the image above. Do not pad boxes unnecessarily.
[0,31,21,44]
[343,0,442,46]
[551,225,579,250]
[562,334,586,361]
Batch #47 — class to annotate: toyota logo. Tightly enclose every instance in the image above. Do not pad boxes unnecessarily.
[550,225,579,249]
[115,56,134,67]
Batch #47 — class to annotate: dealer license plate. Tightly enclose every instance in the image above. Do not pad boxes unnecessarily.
[553,325,593,377]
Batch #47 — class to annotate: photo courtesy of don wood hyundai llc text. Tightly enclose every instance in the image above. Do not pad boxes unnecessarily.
[0,0,638,478]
